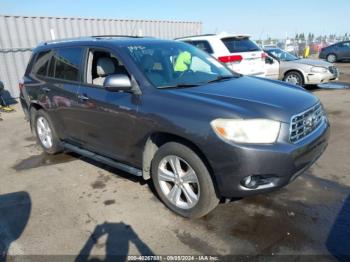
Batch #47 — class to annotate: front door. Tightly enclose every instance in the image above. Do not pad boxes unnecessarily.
[264,55,280,80]
[75,48,139,163]
[341,42,350,59]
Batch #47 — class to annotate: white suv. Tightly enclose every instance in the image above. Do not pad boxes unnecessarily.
[177,33,266,77]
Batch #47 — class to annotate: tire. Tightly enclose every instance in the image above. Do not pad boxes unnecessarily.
[151,142,219,218]
[283,71,304,86]
[326,53,337,63]
[33,109,62,154]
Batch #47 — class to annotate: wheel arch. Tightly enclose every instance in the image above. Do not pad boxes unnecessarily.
[28,103,44,132]
[327,53,337,62]
[283,69,305,84]
[142,132,220,196]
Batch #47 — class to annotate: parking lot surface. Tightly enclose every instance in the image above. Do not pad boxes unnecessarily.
[1,63,350,260]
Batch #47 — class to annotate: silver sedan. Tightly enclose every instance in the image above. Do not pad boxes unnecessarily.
[264,47,339,86]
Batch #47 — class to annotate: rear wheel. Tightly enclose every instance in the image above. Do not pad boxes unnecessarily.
[151,142,219,218]
[33,110,62,154]
[283,71,304,86]
[326,53,337,63]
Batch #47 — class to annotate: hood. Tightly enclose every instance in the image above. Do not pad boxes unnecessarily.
[168,76,319,122]
[294,58,331,67]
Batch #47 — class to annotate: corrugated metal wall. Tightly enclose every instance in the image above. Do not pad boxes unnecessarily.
[0,15,202,98]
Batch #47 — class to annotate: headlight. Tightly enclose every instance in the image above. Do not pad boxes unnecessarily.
[211,119,281,144]
[311,67,327,73]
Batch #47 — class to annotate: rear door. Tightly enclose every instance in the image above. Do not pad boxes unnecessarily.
[220,37,265,76]
[46,47,85,143]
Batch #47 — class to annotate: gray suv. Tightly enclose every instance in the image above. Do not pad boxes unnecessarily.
[20,36,330,218]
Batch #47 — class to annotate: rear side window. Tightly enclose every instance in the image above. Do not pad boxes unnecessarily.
[221,37,261,53]
[32,51,53,76]
[340,42,350,48]
[185,40,213,54]
[48,47,83,81]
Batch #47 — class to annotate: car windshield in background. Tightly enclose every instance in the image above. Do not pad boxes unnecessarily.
[124,42,237,88]
[221,37,261,53]
[267,48,299,61]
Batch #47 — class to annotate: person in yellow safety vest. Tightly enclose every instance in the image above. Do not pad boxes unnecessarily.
[174,51,192,72]
[303,45,310,58]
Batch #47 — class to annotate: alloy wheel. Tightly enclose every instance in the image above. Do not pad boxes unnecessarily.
[157,155,200,209]
[36,116,53,149]
[327,54,336,63]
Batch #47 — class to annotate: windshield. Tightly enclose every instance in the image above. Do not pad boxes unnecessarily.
[266,48,299,61]
[124,41,237,88]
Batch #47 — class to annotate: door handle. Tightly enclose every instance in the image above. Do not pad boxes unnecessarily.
[42,87,51,92]
[78,94,89,101]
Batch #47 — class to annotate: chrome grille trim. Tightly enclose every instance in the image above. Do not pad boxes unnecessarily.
[328,66,338,76]
[290,103,325,143]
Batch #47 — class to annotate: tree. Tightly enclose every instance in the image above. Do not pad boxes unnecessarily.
[308,33,313,42]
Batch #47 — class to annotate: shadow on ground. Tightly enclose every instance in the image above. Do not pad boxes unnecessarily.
[326,194,350,261]
[75,222,154,262]
[0,191,31,262]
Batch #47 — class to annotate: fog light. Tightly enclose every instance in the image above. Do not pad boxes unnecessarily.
[241,175,275,189]
[241,176,258,189]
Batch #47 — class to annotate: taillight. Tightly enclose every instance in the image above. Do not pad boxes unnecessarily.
[218,55,243,63]
[19,81,24,91]
[261,52,268,60]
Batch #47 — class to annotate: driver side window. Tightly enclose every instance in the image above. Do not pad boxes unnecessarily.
[86,49,130,87]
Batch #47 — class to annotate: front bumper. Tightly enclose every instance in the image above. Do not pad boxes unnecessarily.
[305,70,339,84]
[205,120,330,198]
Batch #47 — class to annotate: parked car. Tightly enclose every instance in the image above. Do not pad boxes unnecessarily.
[285,43,298,56]
[20,36,329,218]
[176,33,266,77]
[319,41,350,62]
[264,47,339,86]
[262,44,278,49]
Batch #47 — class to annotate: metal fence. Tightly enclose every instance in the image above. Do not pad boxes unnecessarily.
[0,14,202,98]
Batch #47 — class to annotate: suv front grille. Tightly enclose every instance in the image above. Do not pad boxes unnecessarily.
[290,103,325,143]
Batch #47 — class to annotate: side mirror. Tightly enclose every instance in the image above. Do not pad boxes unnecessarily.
[0,81,4,92]
[265,56,274,64]
[104,74,132,92]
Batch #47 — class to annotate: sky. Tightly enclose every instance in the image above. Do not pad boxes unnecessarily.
[1,0,349,39]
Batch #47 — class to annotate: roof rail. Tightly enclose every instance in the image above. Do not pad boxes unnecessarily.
[41,35,147,45]
[91,35,144,38]
[174,34,216,40]
[42,36,92,45]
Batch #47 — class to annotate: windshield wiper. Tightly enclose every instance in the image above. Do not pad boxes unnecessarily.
[206,75,237,83]
[158,83,200,89]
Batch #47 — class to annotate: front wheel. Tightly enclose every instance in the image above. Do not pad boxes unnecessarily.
[151,142,219,218]
[283,71,304,86]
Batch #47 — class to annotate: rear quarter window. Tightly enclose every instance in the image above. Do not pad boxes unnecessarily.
[221,37,261,53]
[185,40,213,54]
[32,50,53,76]
[48,47,84,82]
